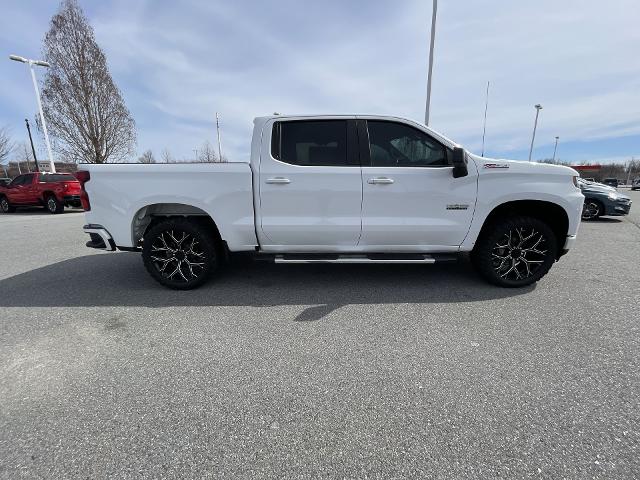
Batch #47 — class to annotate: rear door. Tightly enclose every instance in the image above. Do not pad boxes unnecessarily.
[258,118,362,248]
[359,119,477,248]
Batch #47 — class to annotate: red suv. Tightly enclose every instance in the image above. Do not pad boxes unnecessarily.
[0,172,82,214]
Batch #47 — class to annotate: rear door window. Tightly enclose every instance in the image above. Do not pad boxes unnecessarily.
[272,120,352,166]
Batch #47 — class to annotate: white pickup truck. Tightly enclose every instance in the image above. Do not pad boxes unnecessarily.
[78,115,583,289]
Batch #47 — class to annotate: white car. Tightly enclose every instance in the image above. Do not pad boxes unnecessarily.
[78,115,584,289]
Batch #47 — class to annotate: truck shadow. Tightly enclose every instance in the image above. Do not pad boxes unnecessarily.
[0,253,533,320]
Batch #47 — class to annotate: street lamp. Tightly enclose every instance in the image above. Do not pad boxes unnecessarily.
[528,104,543,162]
[552,136,559,162]
[424,0,438,126]
[9,54,56,173]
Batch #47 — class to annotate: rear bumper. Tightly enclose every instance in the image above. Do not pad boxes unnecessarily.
[83,224,116,251]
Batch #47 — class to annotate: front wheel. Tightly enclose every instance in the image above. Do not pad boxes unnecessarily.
[581,200,602,220]
[472,216,557,288]
[0,196,15,213]
[142,218,218,290]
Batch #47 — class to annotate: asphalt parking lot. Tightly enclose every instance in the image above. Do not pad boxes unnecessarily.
[1,192,639,479]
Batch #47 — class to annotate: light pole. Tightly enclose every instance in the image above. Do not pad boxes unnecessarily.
[9,54,55,173]
[215,112,223,162]
[528,104,543,162]
[424,0,438,126]
[552,136,559,162]
[481,81,490,156]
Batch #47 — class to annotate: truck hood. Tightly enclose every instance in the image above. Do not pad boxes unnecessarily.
[468,154,578,177]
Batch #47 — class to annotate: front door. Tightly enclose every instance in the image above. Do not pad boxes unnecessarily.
[258,118,362,248]
[7,174,32,204]
[359,119,478,249]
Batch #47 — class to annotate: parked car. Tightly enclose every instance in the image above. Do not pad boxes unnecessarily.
[578,178,632,220]
[632,178,640,191]
[78,114,584,289]
[580,178,616,191]
[0,172,82,214]
[602,178,619,188]
[0,178,11,186]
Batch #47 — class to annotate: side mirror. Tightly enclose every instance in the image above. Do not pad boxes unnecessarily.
[452,147,468,178]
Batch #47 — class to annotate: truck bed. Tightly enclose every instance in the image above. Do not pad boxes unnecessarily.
[81,163,257,250]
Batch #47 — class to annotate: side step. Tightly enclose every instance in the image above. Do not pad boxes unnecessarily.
[273,253,457,264]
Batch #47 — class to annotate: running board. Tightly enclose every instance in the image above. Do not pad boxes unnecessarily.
[273,254,457,264]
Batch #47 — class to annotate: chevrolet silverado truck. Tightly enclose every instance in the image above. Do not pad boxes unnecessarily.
[78,115,583,289]
[0,172,81,214]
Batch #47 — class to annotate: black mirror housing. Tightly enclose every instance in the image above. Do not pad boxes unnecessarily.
[452,147,468,178]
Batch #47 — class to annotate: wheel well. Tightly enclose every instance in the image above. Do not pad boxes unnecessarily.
[132,203,223,248]
[42,191,56,199]
[479,200,569,257]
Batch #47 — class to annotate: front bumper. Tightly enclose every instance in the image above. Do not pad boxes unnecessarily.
[604,198,632,216]
[83,224,116,251]
[559,234,577,257]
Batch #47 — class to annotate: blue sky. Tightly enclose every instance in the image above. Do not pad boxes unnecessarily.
[1,0,639,164]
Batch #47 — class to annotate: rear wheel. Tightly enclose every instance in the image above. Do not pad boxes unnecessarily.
[142,217,218,290]
[45,195,64,214]
[472,216,557,287]
[0,196,15,213]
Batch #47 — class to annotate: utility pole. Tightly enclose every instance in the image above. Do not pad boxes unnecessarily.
[424,0,438,126]
[216,112,223,162]
[481,81,490,156]
[552,136,559,163]
[528,104,543,162]
[25,119,40,172]
[193,149,198,162]
[9,55,55,172]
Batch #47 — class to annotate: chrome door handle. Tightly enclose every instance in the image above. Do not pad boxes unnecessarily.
[265,177,291,184]
[367,177,394,185]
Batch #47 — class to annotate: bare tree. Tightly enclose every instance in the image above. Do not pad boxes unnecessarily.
[15,142,35,172]
[41,0,136,163]
[0,127,14,169]
[137,150,156,164]
[161,148,174,163]
[197,141,218,163]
